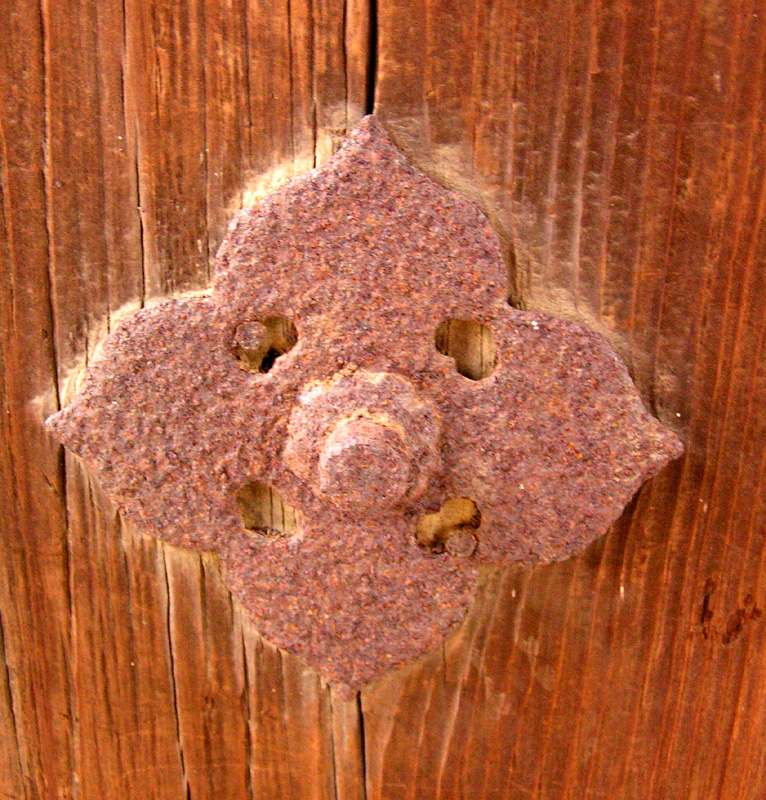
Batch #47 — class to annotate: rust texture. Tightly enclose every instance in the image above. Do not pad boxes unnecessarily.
[46,117,683,694]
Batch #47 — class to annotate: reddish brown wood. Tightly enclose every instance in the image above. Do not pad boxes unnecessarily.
[66,460,186,798]
[0,3,74,798]
[1,0,369,797]
[368,0,766,798]
[2,0,766,798]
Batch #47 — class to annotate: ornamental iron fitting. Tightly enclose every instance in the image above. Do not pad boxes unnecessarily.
[46,117,683,694]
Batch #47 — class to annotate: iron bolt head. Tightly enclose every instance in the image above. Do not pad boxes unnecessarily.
[284,370,441,511]
[318,416,410,509]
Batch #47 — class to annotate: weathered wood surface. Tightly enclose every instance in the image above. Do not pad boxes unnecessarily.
[1,0,765,798]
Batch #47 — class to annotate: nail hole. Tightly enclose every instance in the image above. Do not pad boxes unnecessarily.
[415,497,481,556]
[236,481,302,538]
[435,319,497,380]
[233,317,298,374]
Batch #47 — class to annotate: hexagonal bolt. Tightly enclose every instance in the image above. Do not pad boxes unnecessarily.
[318,417,411,509]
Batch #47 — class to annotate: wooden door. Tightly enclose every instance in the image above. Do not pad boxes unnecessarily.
[2,0,765,798]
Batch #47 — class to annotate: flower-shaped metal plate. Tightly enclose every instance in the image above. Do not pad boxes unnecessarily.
[47,117,683,694]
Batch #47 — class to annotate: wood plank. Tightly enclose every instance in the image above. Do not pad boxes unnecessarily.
[0,1,75,797]
[331,691,367,800]
[3,0,766,797]
[124,0,210,297]
[0,599,24,800]
[66,458,186,799]
[367,0,766,797]
[244,630,337,800]
[164,547,250,799]
[0,0,369,797]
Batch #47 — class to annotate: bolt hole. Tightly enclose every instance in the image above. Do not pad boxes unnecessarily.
[259,347,283,373]
[415,497,481,556]
[233,317,297,374]
[236,481,302,538]
[435,319,497,380]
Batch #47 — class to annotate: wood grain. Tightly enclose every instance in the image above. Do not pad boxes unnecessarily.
[369,0,766,797]
[1,0,369,796]
[1,0,766,797]
[0,2,75,798]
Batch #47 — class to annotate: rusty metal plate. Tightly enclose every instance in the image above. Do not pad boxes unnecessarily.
[46,117,683,694]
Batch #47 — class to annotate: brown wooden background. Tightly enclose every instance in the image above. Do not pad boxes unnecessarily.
[2,0,766,797]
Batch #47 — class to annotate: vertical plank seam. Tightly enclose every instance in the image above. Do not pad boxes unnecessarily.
[121,0,147,309]
[507,1,521,309]
[200,556,216,800]
[39,0,62,411]
[357,692,368,800]
[365,0,377,115]
[327,689,340,800]
[161,547,191,800]
[39,2,79,797]
[117,0,135,322]
[132,115,147,309]
[341,0,348,131]
[240,620,254,800]
[91,0,112,334]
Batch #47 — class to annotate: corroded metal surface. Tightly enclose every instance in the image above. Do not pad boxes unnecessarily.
[284,370,441,511]
[46,117,683,694]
